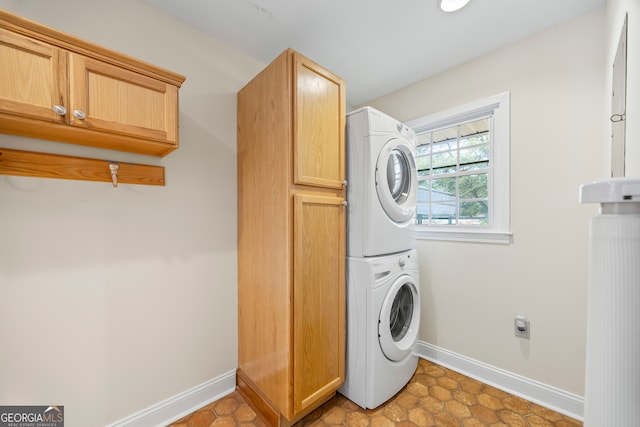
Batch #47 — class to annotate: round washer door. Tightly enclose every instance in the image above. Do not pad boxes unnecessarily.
[375,138,418,224]
[378,275,420,362]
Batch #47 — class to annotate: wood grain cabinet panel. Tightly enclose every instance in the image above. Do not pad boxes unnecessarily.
[0,27,66,123]
[294,56,345,189]
[69,54,179,144]
[237,48,346,426]
[293,192,345,414]
[0,10,185,157]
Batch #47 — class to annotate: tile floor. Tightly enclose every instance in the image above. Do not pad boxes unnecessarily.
[169,359,583,427]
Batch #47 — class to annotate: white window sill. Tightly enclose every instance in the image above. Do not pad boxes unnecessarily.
[414,227,512,244]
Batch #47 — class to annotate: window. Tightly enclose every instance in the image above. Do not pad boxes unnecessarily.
[406,92,511,243]
[416,118,491,226]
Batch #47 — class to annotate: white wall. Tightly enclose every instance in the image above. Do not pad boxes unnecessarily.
[0,1,263,425]
[364,8,607,396]
[607,0,640,176]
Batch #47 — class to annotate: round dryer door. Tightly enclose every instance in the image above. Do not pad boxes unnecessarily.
[375,138,418,224]
[378,276,420,362]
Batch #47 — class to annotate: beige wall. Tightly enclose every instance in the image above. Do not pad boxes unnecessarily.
[363,9,607,396]
[0,1,263,425]
[607,0,640,176]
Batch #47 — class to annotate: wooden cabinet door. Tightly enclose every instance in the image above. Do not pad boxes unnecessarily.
[293,53,345,190]
[0,28,66,123]
[68,53,178,146]
[292,192,345,415]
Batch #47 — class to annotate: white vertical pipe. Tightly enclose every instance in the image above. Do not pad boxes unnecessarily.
[584,205,640,426]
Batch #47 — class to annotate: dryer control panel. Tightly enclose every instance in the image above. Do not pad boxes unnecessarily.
[348,106,416,144]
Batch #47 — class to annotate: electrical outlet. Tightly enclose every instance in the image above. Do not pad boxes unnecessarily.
[514,316,530,339]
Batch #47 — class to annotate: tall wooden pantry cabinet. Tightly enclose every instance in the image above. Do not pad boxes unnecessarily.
[237,48,346,426]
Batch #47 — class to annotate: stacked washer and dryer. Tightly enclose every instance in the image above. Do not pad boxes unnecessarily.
[339,107,421,409]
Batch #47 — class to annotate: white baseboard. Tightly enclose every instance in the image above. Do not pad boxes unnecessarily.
[106,344,584,425]
[106,369,236,427]
[415,341,584,421]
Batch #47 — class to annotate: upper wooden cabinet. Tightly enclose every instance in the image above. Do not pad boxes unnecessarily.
[237,48,346,425]
[0,11,185,157]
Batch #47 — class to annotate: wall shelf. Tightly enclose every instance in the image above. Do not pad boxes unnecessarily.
[0,147,165,186]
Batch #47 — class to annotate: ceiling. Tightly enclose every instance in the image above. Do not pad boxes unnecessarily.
[145,0,606,106]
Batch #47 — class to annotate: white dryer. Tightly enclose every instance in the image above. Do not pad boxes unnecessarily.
[346,106,418,257]
[339,249,421,409]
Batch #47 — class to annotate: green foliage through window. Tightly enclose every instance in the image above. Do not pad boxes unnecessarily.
[416,118,491,226]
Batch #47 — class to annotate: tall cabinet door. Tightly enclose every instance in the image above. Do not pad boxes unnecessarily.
[0,28,66,123]
[292,193,346,414]
[293,52,346,190]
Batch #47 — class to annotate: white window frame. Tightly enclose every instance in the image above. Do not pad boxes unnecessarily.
[406,92,511,244]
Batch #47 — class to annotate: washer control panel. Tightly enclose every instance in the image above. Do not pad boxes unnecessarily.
[370,250,418,279]
[397,251,418,271]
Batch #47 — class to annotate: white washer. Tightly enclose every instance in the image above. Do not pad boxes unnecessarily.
[339,249,421,409]
[347,106,418,257]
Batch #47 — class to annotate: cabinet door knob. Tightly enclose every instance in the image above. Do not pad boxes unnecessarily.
[341,200,348,207]
[73,110,86,120]
[342,180,348,187]
[52,105,67,116]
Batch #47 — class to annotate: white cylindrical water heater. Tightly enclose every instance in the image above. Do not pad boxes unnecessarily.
[580,178,640,427]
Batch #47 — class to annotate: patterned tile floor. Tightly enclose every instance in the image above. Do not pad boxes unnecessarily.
[169,359,583,427]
